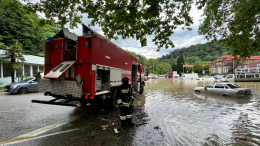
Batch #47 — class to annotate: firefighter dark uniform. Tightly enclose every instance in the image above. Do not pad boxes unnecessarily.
[117,77,134,127]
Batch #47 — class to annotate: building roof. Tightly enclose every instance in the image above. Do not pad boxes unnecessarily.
[217,55,233,61]
[185,64,194,67]
[211,55,260,63]
[209,60,216,63]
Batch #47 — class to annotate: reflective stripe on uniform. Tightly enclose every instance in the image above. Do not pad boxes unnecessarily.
[120,116,126,120]
[122,102,130,107]
[121,88,129,93]
[126,114,132,118]
[117,99,122,104]
[131,96,134,100]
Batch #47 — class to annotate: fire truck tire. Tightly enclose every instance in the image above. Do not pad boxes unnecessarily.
[139,82,144,94]
[110,88,118,110]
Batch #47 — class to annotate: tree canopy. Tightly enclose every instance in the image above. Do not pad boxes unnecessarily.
[157,41,230,65]
[26,0,193,50]
[197,0,260,58]
[176,55,185,75]
[0,0,59,55]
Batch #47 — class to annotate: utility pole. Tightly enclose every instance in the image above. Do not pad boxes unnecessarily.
[153,63,154,74]
[181,63,184,73]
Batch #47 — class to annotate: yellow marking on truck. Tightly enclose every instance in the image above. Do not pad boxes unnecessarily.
[77,103,81,108]
[81,83,83,96]
[0,115,82,145]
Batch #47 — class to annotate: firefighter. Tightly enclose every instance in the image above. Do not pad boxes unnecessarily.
[116,77,135,127]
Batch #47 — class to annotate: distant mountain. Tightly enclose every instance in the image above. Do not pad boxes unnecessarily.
[157,42,230,64]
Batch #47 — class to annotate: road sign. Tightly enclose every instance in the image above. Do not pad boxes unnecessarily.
[202,69,205,74]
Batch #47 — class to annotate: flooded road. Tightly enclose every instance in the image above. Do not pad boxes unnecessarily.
[1,79,260,146]
[132,78,260,146]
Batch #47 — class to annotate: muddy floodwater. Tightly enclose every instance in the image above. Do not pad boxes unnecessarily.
[132,78,260,146]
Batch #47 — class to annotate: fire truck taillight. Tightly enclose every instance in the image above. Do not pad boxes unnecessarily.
[85,95,94,100]
[89,96,94,100]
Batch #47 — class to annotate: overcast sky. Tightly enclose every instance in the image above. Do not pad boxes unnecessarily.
[70,4,208,59]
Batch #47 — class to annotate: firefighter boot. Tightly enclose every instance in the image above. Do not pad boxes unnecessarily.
[126,118,134,127]
[121,120,126,128]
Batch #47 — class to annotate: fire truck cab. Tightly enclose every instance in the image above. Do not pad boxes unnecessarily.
[32,24,145,109]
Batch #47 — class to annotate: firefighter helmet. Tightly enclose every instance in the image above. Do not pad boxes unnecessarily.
[122,77,129,87]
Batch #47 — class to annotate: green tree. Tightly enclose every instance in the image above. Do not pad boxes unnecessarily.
[156,62,167,75]
[125,50,147,66]
[197,0,260,58]
[0,43,25,83]
[146,58,159,74]
[193,64,203,76]
[0,0,59,55]
[176,55,185,75]
[171,63,177,71]
[27,0,193,50]
[0,35,7,49]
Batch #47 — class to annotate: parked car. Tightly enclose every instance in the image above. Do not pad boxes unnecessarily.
[194,82,252,98]
[153,75,158,79]
[5,77,39,94]
[220,74,235,82]
[148,74,158,79]
[196,77,204,80]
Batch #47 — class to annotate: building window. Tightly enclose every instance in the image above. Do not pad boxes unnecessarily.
[33,65,38,76]
[16,67,23,77]
[3,63,10,77]
[39,66,44,72]
[24,65,30,77]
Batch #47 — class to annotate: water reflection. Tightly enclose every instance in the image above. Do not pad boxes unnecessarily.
[133,78,260,146]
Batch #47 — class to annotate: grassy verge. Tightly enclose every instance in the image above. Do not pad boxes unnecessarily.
[0,86,5,90]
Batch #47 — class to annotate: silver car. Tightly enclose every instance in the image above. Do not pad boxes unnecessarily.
[194,82,252,98]
[5,77,39,94]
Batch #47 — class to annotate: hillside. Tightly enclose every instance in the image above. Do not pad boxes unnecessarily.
[157,42,230,64]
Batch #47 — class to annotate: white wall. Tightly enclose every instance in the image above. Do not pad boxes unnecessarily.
[0,49,44,87]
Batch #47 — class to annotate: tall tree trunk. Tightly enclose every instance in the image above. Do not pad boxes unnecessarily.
[11,55,15,83]
[11,71,15,83]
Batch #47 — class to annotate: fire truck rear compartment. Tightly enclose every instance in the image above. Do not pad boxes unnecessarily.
[96,69,110,92]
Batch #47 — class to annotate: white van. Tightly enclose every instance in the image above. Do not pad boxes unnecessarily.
[180,73,198,79]
[220,74,235,82]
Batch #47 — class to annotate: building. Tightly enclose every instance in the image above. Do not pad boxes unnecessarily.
[0,49,44,86]
[209,55,260,75]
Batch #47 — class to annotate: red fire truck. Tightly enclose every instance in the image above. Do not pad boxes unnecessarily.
[168,71,173,78]
[32,24,145,109]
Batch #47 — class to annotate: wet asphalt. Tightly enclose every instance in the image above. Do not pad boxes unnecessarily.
[0,90,147,146]
[1,78,260,146]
